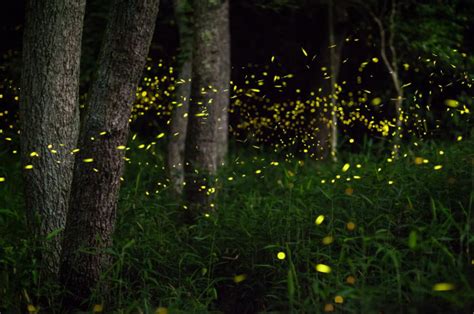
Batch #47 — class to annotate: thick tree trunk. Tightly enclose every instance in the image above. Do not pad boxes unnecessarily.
[168,0,193,196]
[59,0,159,308]
[184,0,225,220]
[307,2,347,160]
[20,0,85,276]
[216,0,231,167]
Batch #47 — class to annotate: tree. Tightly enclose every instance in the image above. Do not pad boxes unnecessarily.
[168,0,193,196]
[216,0,231,166]
[184,0,229,220]
[20,0,86,276]
[348,0,473,150]
[59,0,160,308]
[307,0,348,160]
[393,0,474,139]
[367,0,403,156]
[170,0,230,198]
[326,0,347,161]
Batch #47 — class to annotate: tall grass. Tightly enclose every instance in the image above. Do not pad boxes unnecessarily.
[0,138,473,313]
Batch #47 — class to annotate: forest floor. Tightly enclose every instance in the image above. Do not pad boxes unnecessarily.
[1,137,473,313]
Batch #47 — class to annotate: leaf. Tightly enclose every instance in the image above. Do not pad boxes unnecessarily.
[287,269,295,299]
[408,230,417,249]
[0,208,18,219]
[46,228,63,241]
[122,239,135,250]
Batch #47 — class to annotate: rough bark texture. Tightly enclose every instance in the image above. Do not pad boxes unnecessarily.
[216,0,231,166]
[307,2,347,160]
[20,0,86,275]
[59,0,159,308]
[184,0,225,220]
[168,0,193,196]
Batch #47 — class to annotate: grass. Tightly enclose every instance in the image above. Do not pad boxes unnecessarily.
[0,137,473,313]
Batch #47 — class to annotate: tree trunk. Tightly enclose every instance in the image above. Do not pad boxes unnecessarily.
[216,0,231,167]
[307,1,347,160]
[59,0,159,308]
[168,0,193,196]
[20,0,86,276]
[183,0,225,221]
[168,59,192,196]
[371,0,403,156]
[328,0,338,162]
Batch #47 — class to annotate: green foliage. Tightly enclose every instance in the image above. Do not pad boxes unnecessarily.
[1,137,473,312]
[397,0,474,77]
[251,0,300,12]
[0,1,473,311]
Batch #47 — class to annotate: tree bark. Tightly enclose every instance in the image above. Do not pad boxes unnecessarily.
[328,0,338,162]
[371,0,403,156]
[168,59,192,196]
[168,0,193,196]
[20,0,86,276]
[184,0,225,221]
[216,0,231,167]
[307,1,347,160]
[59,0,160,308]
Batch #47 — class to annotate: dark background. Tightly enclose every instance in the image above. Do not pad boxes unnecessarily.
[1,0,473,154]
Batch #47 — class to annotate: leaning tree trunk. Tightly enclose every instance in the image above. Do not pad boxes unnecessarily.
[216,0,231,167]
[307,1,347,161]
[183,0,226,221]
[59,0,159,308]
[20,0,86,276]
[371,0,403,156]
[168,0,193,196]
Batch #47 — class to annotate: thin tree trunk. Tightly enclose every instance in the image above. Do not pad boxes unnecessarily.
[216,0,231,167]
[168,0,193,196]
[307,2,347,160]
[328,0,338,162]
[184,0,225,221]
[20,0,86,276]
[59,0,159,308]
[371,0,403,156]
[168,59,192,196]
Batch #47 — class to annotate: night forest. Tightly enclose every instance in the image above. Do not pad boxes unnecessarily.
[0,0,473,313]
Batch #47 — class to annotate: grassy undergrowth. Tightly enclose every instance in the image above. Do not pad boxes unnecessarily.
[0,138,473,313]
